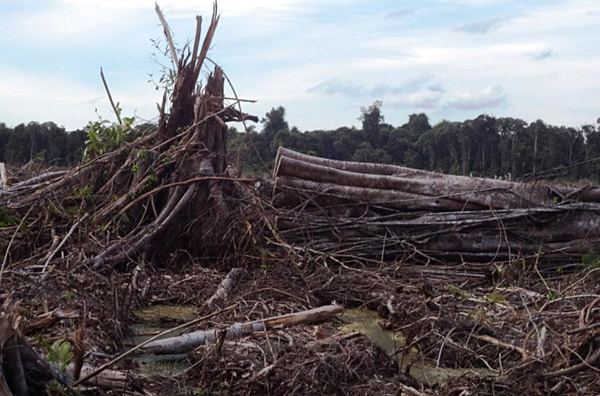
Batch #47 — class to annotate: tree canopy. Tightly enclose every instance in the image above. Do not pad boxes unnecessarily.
[2,104,599,182]
[228,102,600,181]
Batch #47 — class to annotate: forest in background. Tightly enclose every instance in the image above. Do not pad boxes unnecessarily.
[230,103,600,181]
[0,121,86,166]
[2,103,600,181]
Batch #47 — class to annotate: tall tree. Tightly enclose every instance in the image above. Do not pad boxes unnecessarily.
[360,101,383,147]
[261,106,289,139]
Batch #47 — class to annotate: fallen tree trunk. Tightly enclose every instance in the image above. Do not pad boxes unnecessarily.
[140,304,343,354]
[275,150,600,210]
[67,364,129,389]
[273,148,600,264]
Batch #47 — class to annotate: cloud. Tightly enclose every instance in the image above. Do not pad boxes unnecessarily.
[445,86,507,110]
[307,80,364,96]
[59,0,349,18]
[428,83,446,93]
[387,91,443,109]
[439,0,503,5]
[529,49,555,60]
[455,17,506,34]
[384,9,418,19]
[308,74,434,97]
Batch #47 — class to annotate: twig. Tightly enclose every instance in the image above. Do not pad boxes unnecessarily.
[154,3,179,68]
[543,347,600,378]
[566,322,600,335]
[205,268,246,310]
[473,334,528,360]
[71,304,236,387]
[42,213,88,273]
[100,67,122,125]
[0,206,33,285]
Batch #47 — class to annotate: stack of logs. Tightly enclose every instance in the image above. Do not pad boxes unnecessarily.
[272,147,600,264]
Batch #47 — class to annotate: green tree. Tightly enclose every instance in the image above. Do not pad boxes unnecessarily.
[360,101,384,147]
[261,106,289,139]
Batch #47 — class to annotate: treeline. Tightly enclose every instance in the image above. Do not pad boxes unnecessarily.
[229,103,600,181]
[0,122,87,166]
[3,105,600,181]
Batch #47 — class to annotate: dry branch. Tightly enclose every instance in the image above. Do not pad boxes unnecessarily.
[204,268,246,310]
[141,304,344,354]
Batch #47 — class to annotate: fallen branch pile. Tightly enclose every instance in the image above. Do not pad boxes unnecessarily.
[273,147,600,263]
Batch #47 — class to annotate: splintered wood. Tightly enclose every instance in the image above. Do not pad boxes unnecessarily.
[273,147,600,264]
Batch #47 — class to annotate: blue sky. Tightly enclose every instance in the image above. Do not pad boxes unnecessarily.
[0,0,599,131]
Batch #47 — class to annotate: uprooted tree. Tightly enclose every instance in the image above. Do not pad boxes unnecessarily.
[0,4,266,393]
[0,4,259,275]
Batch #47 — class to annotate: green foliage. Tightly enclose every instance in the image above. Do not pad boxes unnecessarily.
[141,174,159,194]
[44,339,73,372]
[467,308,493,324]
[0,122,86,166]
[0,208,19,227]
[582,250,600,270]
[47,380,76,396]
[446,284,472,298]
[137,149,149,161]
[131,149,150,175]
[73,185,93,200]
[3,102,599,182]
[148,37,178,96]
[84,106,136,159]
[486,293,507,305]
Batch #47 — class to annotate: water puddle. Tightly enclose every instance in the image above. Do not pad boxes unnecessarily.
[129,305,198,376]
[339,308,490,384]
[129,305,491,382]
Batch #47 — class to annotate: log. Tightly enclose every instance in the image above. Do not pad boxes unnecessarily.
[272,148,600,264]
[276,155,558,209]
[140,304,343,354]
[275,147,600,210]
[274,176,482,211]
[68,364,128,389]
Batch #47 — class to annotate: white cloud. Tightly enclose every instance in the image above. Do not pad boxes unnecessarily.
[445,86,507,110]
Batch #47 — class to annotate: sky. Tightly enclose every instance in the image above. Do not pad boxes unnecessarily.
[0,0,599,132]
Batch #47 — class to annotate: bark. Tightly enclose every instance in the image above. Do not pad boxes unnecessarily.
[204,268,246,310]
[274,177,482,211]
